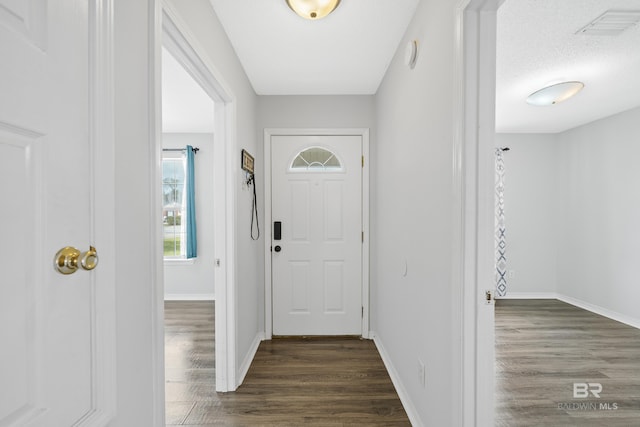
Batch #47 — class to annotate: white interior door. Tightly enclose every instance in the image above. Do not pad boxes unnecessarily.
[0,1,113,425]
[271,135,362,336]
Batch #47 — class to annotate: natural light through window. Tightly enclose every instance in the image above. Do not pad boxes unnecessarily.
[163,152,186,259]
[291,146,342,171]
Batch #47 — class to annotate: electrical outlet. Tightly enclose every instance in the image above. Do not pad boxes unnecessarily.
[418,359,426,387]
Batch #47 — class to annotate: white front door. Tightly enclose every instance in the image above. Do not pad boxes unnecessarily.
[271,135,362,335]
[0,1,114,425]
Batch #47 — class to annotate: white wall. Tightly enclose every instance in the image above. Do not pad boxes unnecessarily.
[494,133,558,295]
[165,0,263,385]
[556,107,640,324]
[497,106,640,326]
[372,0,459,425]
[163,133,216,300]
[257,95,375,129]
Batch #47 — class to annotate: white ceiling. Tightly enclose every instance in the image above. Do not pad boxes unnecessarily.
[209,0,420,95]
[497,0,640,133]
[162,47,215,133]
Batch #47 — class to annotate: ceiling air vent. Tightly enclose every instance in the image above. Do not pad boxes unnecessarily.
[576,10,640,36]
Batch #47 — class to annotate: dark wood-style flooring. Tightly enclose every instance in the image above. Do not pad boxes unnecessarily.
[164,301,410,426]
[496,299,640,426]
[166,299,640,426]
[165,301,216,424]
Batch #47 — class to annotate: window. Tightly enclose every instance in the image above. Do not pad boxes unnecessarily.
[290,146,342,171]
[162,152,187,258]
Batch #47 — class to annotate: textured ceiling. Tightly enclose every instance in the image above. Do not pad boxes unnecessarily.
[209,0,419,95]
[496,0,640,133]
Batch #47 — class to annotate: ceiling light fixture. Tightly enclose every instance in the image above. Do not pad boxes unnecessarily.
[526,81,585,106]
[286,0,341,20]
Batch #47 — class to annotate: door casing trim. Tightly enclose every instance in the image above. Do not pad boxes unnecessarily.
[452,0,502,425]
[87,0,118,424]
[263,128,370,339]
[151,0,238,408]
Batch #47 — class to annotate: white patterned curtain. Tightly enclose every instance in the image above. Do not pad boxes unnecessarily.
[495,149,507,297]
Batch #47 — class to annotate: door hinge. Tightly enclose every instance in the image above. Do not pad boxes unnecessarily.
[362,156,365,167]
[485,290,494,304]
[361,231,364,243]
[362,306,364,318]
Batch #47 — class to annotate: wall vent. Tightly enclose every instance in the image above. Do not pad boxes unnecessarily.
[576,10,640,36]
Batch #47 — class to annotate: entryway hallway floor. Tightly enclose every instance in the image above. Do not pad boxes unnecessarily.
[165,301,410,426]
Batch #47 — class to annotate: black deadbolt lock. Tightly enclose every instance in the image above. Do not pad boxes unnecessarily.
[274,221,282,241]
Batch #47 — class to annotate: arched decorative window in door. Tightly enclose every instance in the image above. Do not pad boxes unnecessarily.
[290,146,343,171]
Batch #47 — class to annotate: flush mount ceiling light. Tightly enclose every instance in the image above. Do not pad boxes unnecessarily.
[286,0,341,20]
[526,81,585,106]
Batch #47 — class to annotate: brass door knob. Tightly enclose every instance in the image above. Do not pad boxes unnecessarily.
[54,246,99,274]
[81,246,99,270]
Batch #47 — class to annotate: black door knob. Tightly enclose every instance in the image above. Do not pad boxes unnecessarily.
[274,245,282,252]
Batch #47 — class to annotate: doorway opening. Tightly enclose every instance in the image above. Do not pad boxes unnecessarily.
[492,1,640,423]
[156,4,238,407]
[161,41,216,420]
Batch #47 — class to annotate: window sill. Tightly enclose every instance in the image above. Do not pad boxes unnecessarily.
[164,258,195,266]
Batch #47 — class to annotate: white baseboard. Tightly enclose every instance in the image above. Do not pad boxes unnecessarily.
[371,332,423,427]
[164,293,215,301]
[237,332,264,387]
[557,294,640,330]
[497,292,559,300]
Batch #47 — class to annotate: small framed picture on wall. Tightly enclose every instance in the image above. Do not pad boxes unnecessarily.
[241,149,254,174]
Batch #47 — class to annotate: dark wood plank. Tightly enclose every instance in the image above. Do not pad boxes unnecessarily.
[496,299,640,427]
[165,301,410,426]
[165,301,215,397]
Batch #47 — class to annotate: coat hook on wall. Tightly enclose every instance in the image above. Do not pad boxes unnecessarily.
[241,149,259,240]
